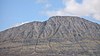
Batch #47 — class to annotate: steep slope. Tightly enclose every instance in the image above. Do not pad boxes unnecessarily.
[0,16,100,56]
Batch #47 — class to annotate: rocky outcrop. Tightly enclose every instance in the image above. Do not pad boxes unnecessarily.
[0,16,100,56]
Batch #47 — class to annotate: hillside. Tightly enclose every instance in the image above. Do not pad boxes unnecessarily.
[0,16,100,56]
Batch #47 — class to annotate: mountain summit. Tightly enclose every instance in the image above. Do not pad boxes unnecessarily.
[0,16,100,56]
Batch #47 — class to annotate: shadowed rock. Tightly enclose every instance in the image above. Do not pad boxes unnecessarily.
[0,16,100,56]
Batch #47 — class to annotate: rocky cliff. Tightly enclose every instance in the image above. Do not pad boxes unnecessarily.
[0,16,100,56]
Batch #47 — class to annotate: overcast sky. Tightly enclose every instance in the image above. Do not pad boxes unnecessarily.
[0,0,100,31]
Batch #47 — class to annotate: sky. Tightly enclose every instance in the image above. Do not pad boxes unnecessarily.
[0,0,100,31]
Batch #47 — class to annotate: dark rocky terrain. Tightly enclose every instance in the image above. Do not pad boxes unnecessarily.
[0,16,100,56]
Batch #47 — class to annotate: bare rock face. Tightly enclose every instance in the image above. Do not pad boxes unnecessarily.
[0,16,100,56]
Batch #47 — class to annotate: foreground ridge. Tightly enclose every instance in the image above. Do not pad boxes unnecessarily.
[0,16,100,56]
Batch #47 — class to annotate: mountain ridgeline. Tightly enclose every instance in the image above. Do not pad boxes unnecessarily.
[0,16,100,56]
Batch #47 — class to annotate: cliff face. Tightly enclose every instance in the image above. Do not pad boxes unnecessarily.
[0,16,100,56]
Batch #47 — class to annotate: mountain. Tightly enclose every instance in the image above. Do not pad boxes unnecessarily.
[0,16,100,56]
